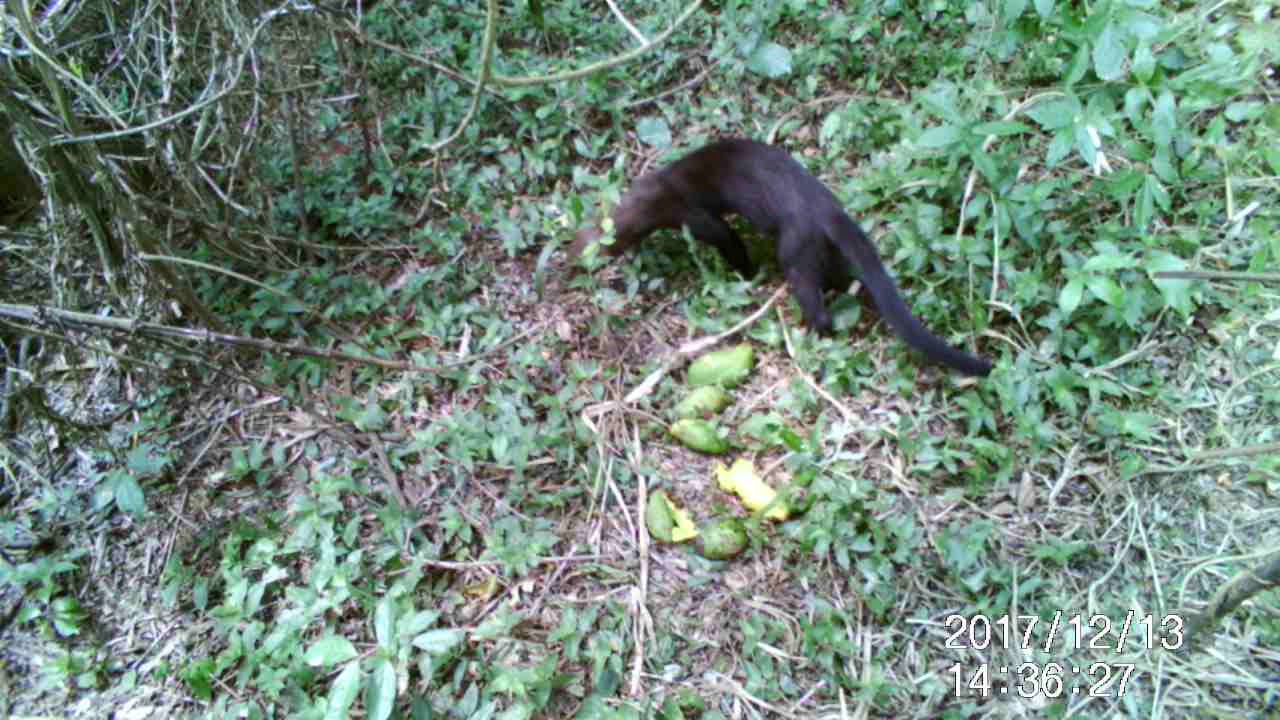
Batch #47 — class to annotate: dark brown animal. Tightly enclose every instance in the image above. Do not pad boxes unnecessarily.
[570,138,992,376]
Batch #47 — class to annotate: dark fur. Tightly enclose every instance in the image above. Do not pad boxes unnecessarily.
[570,139,992,376]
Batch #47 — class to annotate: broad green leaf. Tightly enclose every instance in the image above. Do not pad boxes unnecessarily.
[971,121,1034,136]
[127,444,168,476]
[365,657,398,720]
[1065,42,1090,85]
[1135,177,1155,230]
[306,635,359,667]
[1146,172,1167,210]
[1146,251,1193,316]
[413,628,465,653]
[324,662,362,720]
[1151,90,1176,147]
[1002,0,1027,22]
[375,597,395,648]
[1101,410,1163,441]
[636,117,671,148]
[1085,274,1124,306]
[1025,98,1077,130]
[1059,278,1085,315]
[820,112,843,145]
[115,474,145,515]
[1123,87,1147,125]
[398,610,440,638]
[1046,129,1073,166]
[1225,102,1263,122]
[1082,252,1137,272]
[918,124,965,148]
[473,605,522,640]
[746,42,792,78]
[1073,121,1100,168]
[354,400,387,432]
[1132,42,1155,83]
[1092,24,1127,81]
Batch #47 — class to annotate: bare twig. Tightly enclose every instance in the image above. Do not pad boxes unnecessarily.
[604,0,648,44]
[0,302,545,374]
[1153,270,1280,284]
[492,0,704,88]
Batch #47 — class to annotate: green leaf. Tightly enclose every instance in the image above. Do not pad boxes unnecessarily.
[1092,23,1127,81]
[354,399,387,432]
[1132,42,1155,83]
[183,660,215,702]
[325,662,362,720]
[1002,0,1027,22]
[1099,409,1163,441]
[473,605,522,640]
[50,596,85,636]
[918,124,966,148]
[636,117,671,148]
[1085,274,1124,306]
[114,474,146,515]
[971,121,1034,136]
[1065,42,1090,85]
[746,42,793,78]
[1151,90,1176,148]
[820,112,843,145]
[1059,278,1085,315]
[306,635,359,667]
[375,597,395,648]
[1025,98,1077,130]
[1225,101,1264,123]
[1082,252,1137,272]
[1146,251,1194,316]
[398,610,440,638]
[1073,121,1100,168]
[126,444,169,477]
[365,657,398,720]
[1034,0,1054,18]
[413,628,465,654]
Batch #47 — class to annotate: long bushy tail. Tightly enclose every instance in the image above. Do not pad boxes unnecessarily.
[830,215,992,376]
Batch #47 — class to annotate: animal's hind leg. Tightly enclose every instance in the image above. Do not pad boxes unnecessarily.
[784,261,833,335]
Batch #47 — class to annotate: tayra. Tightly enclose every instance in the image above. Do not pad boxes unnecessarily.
[569,138,992,376]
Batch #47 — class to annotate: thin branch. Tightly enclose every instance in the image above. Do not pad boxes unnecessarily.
[605,0,648,45]
[0,302,545,374]
[491,0,704,88]
[1153,270,1280,284]
[428,0,497,151]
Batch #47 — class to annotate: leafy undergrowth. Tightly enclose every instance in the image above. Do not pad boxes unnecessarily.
[3,0,1279,718]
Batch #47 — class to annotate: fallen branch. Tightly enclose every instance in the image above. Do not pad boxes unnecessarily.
[0,302,536,374]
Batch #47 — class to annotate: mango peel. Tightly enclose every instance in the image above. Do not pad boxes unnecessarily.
[715,458,789,521]
[646,491,699,543]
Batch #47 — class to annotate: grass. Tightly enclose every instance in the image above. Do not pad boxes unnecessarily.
[2,0,1279,718]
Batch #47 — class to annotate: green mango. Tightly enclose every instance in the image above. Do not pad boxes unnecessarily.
[687,344,754,388]
[674,386,732,419]
[669,418,730,454]
[697,517,748,560]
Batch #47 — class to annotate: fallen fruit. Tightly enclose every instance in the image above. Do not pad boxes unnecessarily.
[645,491,698,543]
[669,418,730,455]
[687,344,754,388]
[674,386,732,419]
[715,458,789,520]
[697,517,748,560]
